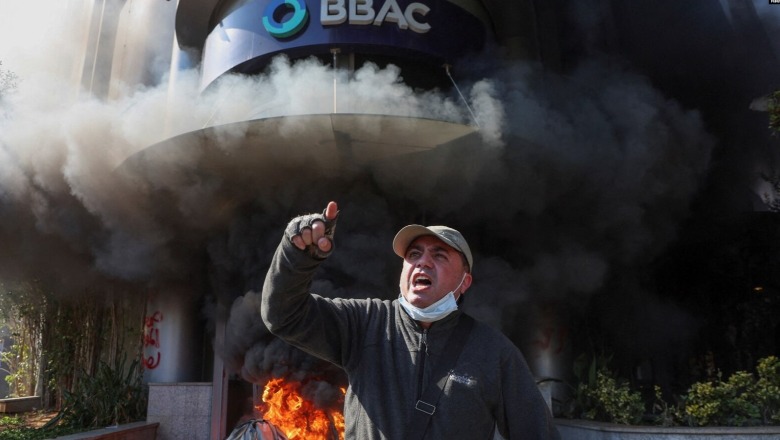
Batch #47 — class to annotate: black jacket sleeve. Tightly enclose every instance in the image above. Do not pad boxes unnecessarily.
[260,237,354,367]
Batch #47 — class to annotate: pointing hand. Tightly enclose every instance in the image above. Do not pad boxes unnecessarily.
[286,201,339,258]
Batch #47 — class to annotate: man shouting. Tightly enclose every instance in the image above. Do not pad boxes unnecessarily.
[261,201,560,439]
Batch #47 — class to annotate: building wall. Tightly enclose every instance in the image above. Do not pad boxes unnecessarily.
[147,383,212,440]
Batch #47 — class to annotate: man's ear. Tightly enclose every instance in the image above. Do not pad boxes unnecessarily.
[460,273,473,294]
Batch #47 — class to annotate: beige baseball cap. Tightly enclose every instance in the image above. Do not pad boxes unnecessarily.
[392,225,473,271]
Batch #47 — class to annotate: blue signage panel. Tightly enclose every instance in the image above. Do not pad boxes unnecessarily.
[201,0,487,88]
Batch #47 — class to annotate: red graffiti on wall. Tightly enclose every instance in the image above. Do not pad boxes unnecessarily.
[532,326,569,355]
[143,311,163,369]
[529,305,571,358]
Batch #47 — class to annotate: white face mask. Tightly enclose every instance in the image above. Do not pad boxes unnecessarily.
[399,273,467,323]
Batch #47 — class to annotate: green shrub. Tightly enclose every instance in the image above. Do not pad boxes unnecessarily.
[0,425,77,440]
[0,416,24,430]
[567,355,780,427]
[754,356,780,424]
[46,354,147,431]
[682,356,780,427]
[683,372,758,426]
[0,415,77,440]
[577,369,645,425]
[651,385,680,427]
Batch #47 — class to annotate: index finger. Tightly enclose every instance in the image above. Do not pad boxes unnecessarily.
[325,201,338,220]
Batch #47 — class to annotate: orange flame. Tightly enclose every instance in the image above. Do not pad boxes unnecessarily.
[258,377,345,440]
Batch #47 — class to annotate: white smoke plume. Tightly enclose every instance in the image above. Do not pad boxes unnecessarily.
[0,0,500,286]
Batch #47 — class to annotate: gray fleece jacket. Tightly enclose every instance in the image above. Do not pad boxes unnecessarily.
[260,237,560,440]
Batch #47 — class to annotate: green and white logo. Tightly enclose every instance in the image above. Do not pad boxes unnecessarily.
[262,0,309,38]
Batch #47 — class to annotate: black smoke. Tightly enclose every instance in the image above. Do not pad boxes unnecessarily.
[211,55,714,395]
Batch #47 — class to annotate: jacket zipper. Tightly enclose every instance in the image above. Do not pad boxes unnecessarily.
[416,329,429,400]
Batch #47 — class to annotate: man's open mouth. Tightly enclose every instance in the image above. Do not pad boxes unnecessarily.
[413,274,432,287]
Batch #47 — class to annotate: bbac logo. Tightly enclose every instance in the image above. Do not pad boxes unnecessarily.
[263,0,309,38]
[321,0,431,33]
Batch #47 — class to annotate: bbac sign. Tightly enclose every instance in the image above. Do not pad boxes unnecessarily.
[201,0,487,88]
